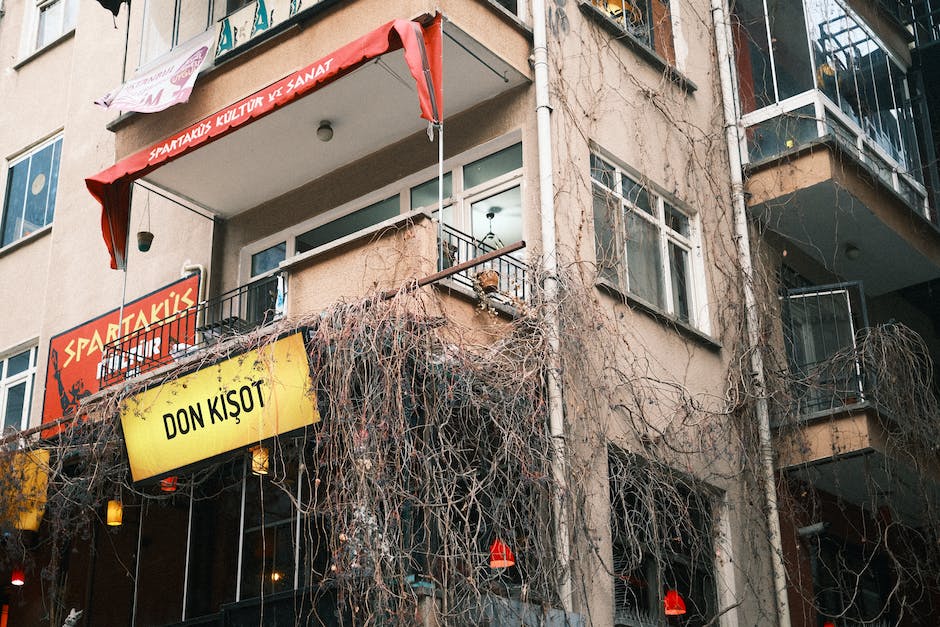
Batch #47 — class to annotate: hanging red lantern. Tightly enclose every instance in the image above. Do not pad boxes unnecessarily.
[489,538,515,569]
[160,476,178,492]
[10,568,25,586]
[663,589,687,615]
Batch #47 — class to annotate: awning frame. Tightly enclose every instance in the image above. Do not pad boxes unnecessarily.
[87,14,443,270]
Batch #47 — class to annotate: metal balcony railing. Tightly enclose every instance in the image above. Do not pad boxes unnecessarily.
[439,224,529,305]
[781,282,870,415]
[98,273,285,387]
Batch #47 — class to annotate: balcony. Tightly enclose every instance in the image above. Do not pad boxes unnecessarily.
[776,281,940,526]
[781,282,869,417]
[99,216,529,387]
[742,95,928,216]
[98,273,285,386]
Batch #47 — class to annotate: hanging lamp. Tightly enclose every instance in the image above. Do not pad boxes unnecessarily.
[107,499,123,526]
[663,589,687,615]
[250,445,270,476]
[489,538,515,569]
[10,568,25,586]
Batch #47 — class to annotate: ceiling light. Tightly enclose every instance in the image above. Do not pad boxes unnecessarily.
[316,121,334,142]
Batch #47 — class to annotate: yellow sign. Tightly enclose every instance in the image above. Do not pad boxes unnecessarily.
[1,449,50,532]
[121,332,318,482]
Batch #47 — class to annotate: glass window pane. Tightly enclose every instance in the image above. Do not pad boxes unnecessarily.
[590,153,616,189]
[623,174,653,215]
[37,0,65,48]
[3,381,27,431]
[767,0,813,100]
[251,242,286,277]
[187,466,241,617]
[410,172,453,210]
[3,159,29,246]
[23,143,56,234]
[470,186,522,250]
[134,498,189,625]
[669,242,691,323]
[7,350,32,377]
[141,0,178,64]
[664,203,689,237]
[464,143,522,188]
[46,139,62,226]
[732,0,776,113]
[624,211,664,308]
[296,196,400,254]
[177,0,211,46]
[593,189,621,285]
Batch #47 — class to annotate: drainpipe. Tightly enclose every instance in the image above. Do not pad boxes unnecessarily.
[531,0,572,613]
[711,2,791,625]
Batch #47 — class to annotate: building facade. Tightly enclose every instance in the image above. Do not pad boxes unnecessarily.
[0,0,937,626]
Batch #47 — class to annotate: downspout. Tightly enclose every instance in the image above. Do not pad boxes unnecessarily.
[531,0,572,612]
[710,2,791,625]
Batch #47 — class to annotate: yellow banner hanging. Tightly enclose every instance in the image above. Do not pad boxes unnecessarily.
[1,449,50,532]
[120,331,318,482]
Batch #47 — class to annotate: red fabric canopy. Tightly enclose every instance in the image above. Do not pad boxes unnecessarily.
[87,15,443,269]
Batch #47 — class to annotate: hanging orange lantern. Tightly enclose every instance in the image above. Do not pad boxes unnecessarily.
[107,499,123,526]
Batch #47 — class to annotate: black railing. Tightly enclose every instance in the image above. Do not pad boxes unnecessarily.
[782,282,869,415]
[98,273,285,387]
[440,224,529,305]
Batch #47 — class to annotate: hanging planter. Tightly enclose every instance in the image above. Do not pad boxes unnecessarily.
[137,230,154,252]
[476,269,500,293]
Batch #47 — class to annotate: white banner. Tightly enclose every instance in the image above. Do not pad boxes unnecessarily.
[96,30,214,114]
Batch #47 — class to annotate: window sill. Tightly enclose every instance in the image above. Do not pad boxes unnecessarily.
[0,225,53,259]
[596,277,720,351]
[577,2,696,94]
[13,29,76,70]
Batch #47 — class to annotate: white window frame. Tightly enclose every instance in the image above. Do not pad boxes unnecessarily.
[20,0,77,57]
[239,133,525,284]
[138,0,221,69]
[2,133,63,248]
[1,343,38,434]
[591,148,710,334]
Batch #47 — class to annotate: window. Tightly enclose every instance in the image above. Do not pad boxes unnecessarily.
[1,346,37,434]
[250,242,286,278]
[2,136,62,247]
[241,138,525,285]
[608,449,717,627]
[32,0,77,50]
[811,534,895,625]
[591,0,675,64]
[412,142,524,255]
[592,152,706,329]
[140,0,217,66]
[296,196,400,255]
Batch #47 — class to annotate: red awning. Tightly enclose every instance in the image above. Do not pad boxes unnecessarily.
[87,15,443,270]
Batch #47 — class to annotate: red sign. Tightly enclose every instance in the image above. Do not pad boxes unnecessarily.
[42,274,201,430]
[86,14,443,270]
